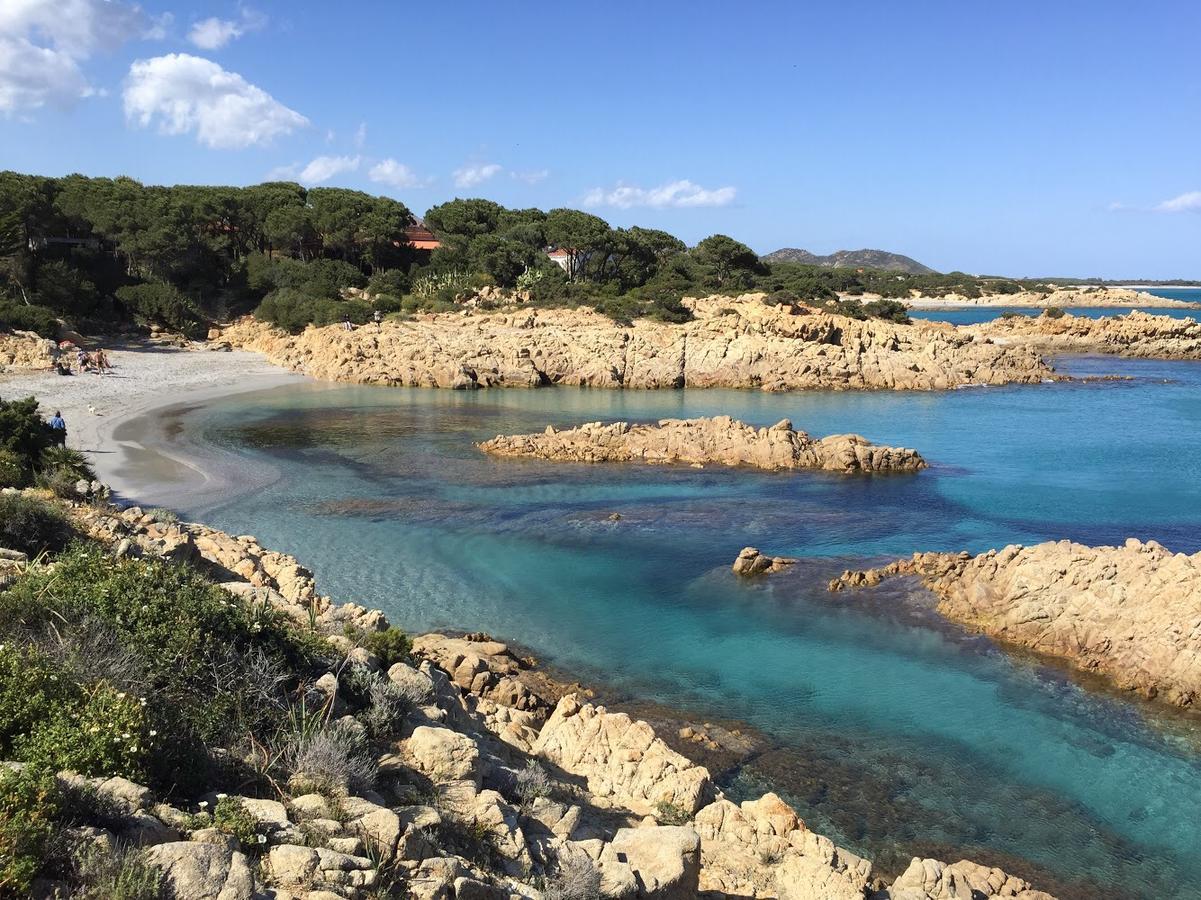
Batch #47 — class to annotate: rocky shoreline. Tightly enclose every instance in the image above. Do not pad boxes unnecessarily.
[972,310,1201,360]
[219,295,1054,392]
[479,416,927,475]
[830,539,1201,708]
[1,491,1061,899]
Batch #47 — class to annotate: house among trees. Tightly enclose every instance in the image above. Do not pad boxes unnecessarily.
[402,224,440,251]
[546,246,582,278]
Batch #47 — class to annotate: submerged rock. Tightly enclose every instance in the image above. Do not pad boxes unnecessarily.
[479,415,927,475]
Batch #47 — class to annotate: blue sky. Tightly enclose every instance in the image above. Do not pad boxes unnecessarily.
[2,0,1199,278]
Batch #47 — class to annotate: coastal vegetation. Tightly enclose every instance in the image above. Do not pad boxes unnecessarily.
[2,170,1073,339]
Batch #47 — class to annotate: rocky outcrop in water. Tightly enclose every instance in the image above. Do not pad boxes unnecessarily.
[478,416,927,474]
[831,538,1201,707]
[972,310,1201,359]
[733,546,798,576]
[219,295,1053,391]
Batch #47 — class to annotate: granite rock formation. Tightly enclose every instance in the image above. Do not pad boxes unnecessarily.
[973,310,1201,360]
[478,416,927,474]
[220,295,1053,391]
[831,538,1201,707]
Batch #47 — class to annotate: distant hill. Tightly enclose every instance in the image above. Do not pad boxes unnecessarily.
[762,248,937,275]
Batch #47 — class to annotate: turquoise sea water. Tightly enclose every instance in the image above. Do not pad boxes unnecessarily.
[174,354,1201,899]
[910,287,1201,326]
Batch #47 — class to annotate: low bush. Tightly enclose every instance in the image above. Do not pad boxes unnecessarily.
[862,299,911,324]
[0,766,61,897]
[255,289,371,334]
[71,842,165,900]
[0,449,28,489]
[543,852,602,900]
[0,548,322,792]
[359,626,411,668]
[115,283,203,336]
[1043,306,1066,319]
[0,644,152,780]
[0,494,72,556]
[654,800,692,825]
[361,677,416,738]
[0,300,59,337]
[184,796,263,851]
[511,760,552,806]
[282,722,377,795]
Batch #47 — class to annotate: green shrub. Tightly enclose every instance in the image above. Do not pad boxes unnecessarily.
[0,301,59,337]
[764,289,799,306]
[185,796,263,850]
[255,289,371,334]
[654,800,692,825]
[0,396,54,471]
[0,494,72,556]
[358,626,411,668]
[862,299,911,324]
[0,645,152,779]
[0,548,322,791]
[0,766,61,896]
[1043,306,1066,319]
[115,283,203,336]
[367,269,410,297]
[0,449,28,489]
[39,446,95,483]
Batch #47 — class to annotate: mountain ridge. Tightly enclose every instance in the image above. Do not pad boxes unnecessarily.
[763,247,937,274]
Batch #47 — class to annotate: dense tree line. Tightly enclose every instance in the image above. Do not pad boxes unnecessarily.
[0,171,416,336]
[1,170,1059,337]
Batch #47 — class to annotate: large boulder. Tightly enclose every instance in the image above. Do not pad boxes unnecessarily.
[534,695,714,815]
[598,826,701,899]
[143,842,256,900]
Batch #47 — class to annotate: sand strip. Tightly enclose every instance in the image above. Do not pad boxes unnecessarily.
[0,343,306,509]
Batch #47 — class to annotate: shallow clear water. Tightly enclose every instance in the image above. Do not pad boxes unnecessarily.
[174,355,1201,898]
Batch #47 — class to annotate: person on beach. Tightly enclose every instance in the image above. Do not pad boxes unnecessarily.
[48,411,67,446]
[373,309,382,329]
[95,349,112,373]
[76,348,91,373]
[343,314,354,332]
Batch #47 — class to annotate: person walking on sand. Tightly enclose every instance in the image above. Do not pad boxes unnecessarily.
[95,348,112,374]
[373,309,382,329]
[48,411,67,446]
[343,313,354,332]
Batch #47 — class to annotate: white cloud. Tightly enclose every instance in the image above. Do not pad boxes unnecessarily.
[0,0,146,113]
[511,168,549,184]
[187,7,266,50]
[354,122,367,149]
[297,154,359,184]
[1155,191,1201,213]
[123,53,308,149]
[582,179,737,209]
[369,158,430,189]
[453,162,502,188]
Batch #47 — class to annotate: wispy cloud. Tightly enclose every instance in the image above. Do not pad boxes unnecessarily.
[296,154,360,184]
[187,7,267,51]
[1155,191,1201,213]
[124,53,307,148]
[453,162,502,189]
[354,122,367,150]
[369,158,431,189]
[511,168,549,184]
[582,179,737,209]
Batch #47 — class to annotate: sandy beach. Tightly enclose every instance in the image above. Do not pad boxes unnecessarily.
[0,342,305,509]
